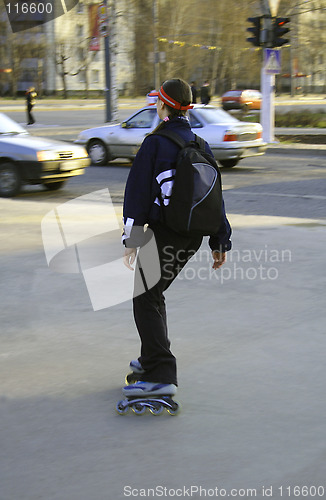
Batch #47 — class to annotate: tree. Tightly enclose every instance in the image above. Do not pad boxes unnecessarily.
[132,0,261,96]
[277,0,326,94]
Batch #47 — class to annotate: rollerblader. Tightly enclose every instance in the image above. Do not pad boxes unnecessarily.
[118,78,232,415]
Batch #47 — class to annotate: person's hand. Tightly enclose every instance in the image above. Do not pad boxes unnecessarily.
[212,250,226,270]
[123,248,137,270]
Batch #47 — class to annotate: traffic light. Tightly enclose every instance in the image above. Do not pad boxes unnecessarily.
[272,17,290,47]
[246,17,262,47]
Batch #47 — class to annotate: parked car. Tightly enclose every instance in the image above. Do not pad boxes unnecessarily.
[76,104,267,169]
[221,89,262,112]
[0,113,90,197]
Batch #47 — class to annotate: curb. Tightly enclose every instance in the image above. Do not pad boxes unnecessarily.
[266,142,326,156]
[267,148,326,157]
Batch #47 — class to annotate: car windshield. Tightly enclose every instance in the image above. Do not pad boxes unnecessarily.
[193,107,238,124]
[224,91,242,97]
[125,108,157,128]
[0,113,27,134]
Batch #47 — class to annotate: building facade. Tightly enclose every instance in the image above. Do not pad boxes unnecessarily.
[0,0,136,96]
[45,0,136,96]
[1,0,325,97]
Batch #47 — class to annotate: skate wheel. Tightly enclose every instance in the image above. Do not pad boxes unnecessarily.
[166,401,180,416]
[116,401,129,415]
[149,404,163,416]
[131,403,146,415]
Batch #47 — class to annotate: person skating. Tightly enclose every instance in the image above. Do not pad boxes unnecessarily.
[121,78,232,402]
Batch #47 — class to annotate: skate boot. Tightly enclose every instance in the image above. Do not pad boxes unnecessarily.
[116,381,180,416]
[125,359,145,385]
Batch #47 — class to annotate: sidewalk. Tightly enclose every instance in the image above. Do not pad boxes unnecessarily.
[1,194,326,499]
[0,97,143,112]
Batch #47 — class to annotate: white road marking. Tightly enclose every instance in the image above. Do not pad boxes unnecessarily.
[229,191,326,201]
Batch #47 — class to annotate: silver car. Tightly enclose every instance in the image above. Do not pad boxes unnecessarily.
[0,113,90,197]
[76,104,267,168]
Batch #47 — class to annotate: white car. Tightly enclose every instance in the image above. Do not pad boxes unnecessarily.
[0,113,90,197]
[76,104,267,168]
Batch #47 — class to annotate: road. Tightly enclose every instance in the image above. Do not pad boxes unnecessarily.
[1,130,326,499]
[9,147,326,218]
[1,95,326,128]
[2,100,326,148]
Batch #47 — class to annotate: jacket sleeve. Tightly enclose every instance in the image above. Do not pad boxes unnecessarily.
[208,199,232,252]
[122,136,157,247]
[204,142,232,252]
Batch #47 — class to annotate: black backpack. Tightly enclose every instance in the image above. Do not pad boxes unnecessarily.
[153,129,223,236]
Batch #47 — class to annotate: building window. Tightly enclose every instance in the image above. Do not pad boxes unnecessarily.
[77,47,85,62]
[92,51,100,62]
[77,2,84,13]
[79,70,86,83]
[0,22,6,35]
[76,25,84,37]
[92,70,99,83]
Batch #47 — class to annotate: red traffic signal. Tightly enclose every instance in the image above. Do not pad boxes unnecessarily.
[273,17,290,47]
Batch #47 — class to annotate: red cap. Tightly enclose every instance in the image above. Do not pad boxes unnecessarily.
[148,86,193,110]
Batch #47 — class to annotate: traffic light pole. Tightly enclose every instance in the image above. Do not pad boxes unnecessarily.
[247,3,289,144]
[261,67,275,143]
[261,16,276,143]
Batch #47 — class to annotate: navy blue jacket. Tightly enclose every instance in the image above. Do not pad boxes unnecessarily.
[123,116,232,252]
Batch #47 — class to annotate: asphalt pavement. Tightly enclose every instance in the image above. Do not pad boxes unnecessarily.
[1,98,326,499]
[1,204,326,499]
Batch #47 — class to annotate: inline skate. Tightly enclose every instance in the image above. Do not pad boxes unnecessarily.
[124,359,144,385]
[116,380,180,416]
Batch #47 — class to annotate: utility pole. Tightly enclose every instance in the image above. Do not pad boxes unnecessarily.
[152,0,160,90]
[103,0,112,122]
[289,5,298,98]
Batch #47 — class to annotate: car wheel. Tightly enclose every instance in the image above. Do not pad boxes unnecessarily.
[0,162,22,197]
[44,181,67,191]
[87,139,110,166]
[219,159,238,168]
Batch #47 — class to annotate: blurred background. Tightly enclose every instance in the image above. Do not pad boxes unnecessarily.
[0,0,325,99]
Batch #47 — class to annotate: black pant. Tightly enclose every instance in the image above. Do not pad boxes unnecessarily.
[132,223,203,386]
[27,104,35,124]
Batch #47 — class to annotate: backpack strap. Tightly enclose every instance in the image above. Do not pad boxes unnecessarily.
[153,129,207,151]
[153,129,186,149]
[194,134,206,152]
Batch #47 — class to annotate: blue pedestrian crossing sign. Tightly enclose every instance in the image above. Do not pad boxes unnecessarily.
[264,49,281,74]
